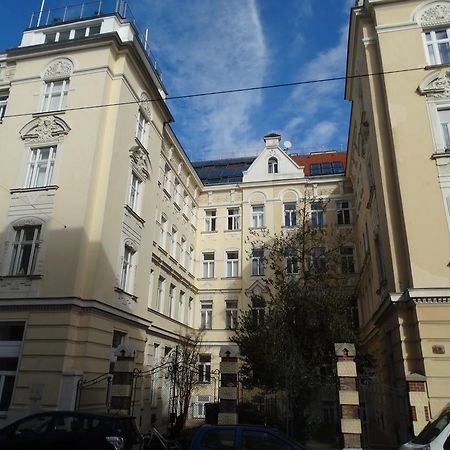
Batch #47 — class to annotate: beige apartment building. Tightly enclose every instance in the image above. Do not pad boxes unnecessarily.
[0,0,448,443]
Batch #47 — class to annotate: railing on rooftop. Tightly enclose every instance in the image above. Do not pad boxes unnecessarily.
[28,0,161,78]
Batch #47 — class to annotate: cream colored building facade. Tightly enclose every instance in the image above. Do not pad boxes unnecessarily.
[0,0,449,442]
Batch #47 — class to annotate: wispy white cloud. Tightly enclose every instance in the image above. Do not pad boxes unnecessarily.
[137,0,267,160]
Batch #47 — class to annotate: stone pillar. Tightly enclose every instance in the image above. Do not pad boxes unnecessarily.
[110,343,136,414]
[335,343,362,450]
[406,373,430,436]
[218,345,239,424]
[59,369,83,409]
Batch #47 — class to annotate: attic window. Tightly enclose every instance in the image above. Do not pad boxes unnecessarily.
[268,157,278,174]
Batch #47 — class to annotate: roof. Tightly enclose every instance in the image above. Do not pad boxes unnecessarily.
[192,151,346,185]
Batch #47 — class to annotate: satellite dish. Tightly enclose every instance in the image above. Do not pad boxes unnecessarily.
[283,140,292,149]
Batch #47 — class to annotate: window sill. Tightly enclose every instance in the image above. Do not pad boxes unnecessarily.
[1,274,43,280]
[163,188,171,198]
[11,185,59,194]
[32,110,66,118]
[248,226,266,231]
[281,225,296,229]
[432,151,450,160]
[198,277,217,281]
[114,287,137,301]
[425,63,450,71]
[221,276,241,280]
[201,230,217,234]
[169,255,178,264]
[251,274,264,277]
[224,229,240,233]
[337,223,353,228]
[124,205,145,225]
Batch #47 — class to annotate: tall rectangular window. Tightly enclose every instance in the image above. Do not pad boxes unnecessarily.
[128,172,141,212]
[284,203,297,227]
[336,201,351,225]
[0,93,8,121]
[286,255,299,274]
[178,291,185,323]
[310,203,325,227]
[251,297,265,326]
[251,205,264,228]
[188,297,194,327]
[25,147,57,188]
[159,216,167,249]
[311,247,327,273]
[168,284,175,318]
[156,277,165,312]
[10,225,41,276]
[225,300,238,329]
[189,246,195,274]
[136,110,149,147]
[119,245,134,292]
[251,249,264,276]
[41,80,69,112]
[205,210,216,232]
[198,354,211,383]
[163,164,171,194]
[226,251,239,277]
[200,301,212,329]
[424,29,450,65]
[439,108,450,149]
[180,237,187,267]
[202,252,215,278]
[170,227,178,259]
[227,208,240,230]
[340,246,355,274]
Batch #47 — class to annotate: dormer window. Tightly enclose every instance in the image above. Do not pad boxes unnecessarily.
[424,29,450,65]
[268,157,278,174]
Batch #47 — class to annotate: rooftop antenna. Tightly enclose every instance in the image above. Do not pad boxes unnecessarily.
[37,0,45,27]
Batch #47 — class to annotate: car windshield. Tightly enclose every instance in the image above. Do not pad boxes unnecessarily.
[412,407,450,445]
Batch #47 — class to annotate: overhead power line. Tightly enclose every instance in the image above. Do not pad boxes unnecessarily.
[3,66,426,120]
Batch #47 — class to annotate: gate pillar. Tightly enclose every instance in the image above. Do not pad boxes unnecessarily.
[111,343,136,414]
[335,343,362,450]
[406,373,430,436]
[218,345,239,424]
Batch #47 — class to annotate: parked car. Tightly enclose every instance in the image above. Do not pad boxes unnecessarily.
[189,424,303,450]
[399,403,450,450]
[0,410,144,450]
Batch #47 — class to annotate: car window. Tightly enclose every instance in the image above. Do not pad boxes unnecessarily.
[15,415,53,435]
[412,410,450,445]
[51,415,100,433]
[242,430,293,450]
[201,428,235,449]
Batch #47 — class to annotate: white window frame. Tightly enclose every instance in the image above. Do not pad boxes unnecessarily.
[423,29,450,66]
[225,300,238,329]
[268,157,278,174]
[174,179,181,207]
[156,277,165,312]
[284,203,297,227]
[251,205,264,228]
[119,245,135,292]
[193,395,211,419]
[226,250,239,277]
[178,291,185,323]
[0,93,8,121]
[10,225,42,276]
[41,79,69,112]
[438,107,450,150]
[200,301,212,329]
[170,227,178,260]
[189,246,195,274]
[202,252,215,278]
[198,354,211,383]
[204,210,217,232]
[310,202,325,227]
[136,109,149,147]
[336,200,351,225]
[163,164,171,194]
[340,246,356,274]
[227,208,240,231]
[25,146,57,188]
[188,297,194,327]
[128,171,142,212]
[180,237,187,267]
[168,284,176,318]
[251,249,264,276]
[159,215,167,249]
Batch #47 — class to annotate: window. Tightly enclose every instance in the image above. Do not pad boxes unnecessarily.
[41,79,69,112]
[180,237,187,267]
[205,210,217,232]
[159,215,167,249]
[311,247,327,273]
[268,157,278,174]
[119,245,134,292]
[198,354,211,383]
[227,208,240,230]
[44,25,101,43]
[0,322,24,412]
[424,29,450,65]
[163,164,171,194]
[10,225,41,275]
[225,300,238,329]
[202,252,215,278]
[178,291,185,322]
[156,277,165,312]
[188,297,194,326]
[170,227,178,259]
[310,161,344,176]
[174,179,181,207]
[251,249,264,276]
[128,172,141,212]
[226,251,239,277]
[284,203,297,227]
[251,205,264,228]
[193,395,211,419]
[150,343,160,405]
[310,202,325,227]
[336,200,351,225]
[183,191,189,216]
[25,146,57,188]
[168,284,175,318]
[189,246,195,274]
[340,246,355,274]
[0,93,8,121]
[286,255,299,274]
[251,297,265,326]
[200,301,212,329]
[136,109,149,147]
[439,109,450,149]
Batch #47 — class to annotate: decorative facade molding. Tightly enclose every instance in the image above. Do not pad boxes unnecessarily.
[417,2,450,28]
[11,216,45,228]
[418,69,450,98]
[43,58,74,81]
[20,116,71,144]
[139,92,152,119]
[129,145,150,180]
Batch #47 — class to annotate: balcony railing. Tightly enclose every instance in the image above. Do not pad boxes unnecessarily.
[28,0,161,78]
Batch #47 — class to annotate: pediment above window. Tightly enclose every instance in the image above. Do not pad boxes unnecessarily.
[43,58,74,81]
[418,68,450,97]
[20,116,71,144]
[245,280,268,297]
[129,146,150,179]
[416,2,450,27]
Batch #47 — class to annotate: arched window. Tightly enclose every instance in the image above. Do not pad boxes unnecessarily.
[268,157,278,174]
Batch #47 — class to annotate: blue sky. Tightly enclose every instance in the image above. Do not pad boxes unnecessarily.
[0,0,353,161]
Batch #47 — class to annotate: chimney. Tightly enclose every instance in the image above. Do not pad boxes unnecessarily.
[263,133,281,148]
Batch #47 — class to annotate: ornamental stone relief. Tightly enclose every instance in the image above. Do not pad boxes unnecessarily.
[20,116,71,144]
[140,92,152,119]
[43,58,73,81]
[418,3,450,27]
[418,69,450,98]
[130,146,150,179]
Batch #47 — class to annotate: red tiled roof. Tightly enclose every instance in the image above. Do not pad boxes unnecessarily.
[291,151,346,176]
